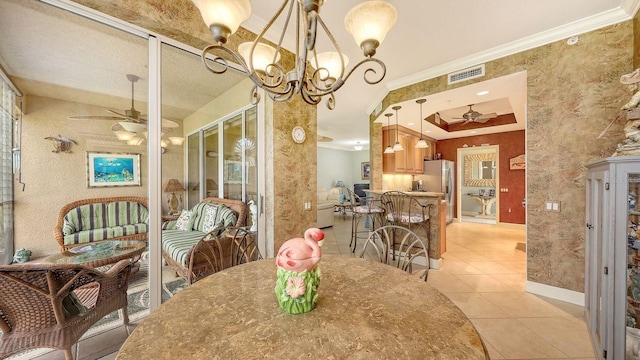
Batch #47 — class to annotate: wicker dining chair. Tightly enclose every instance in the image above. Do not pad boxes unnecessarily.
[0,260,133,360]
[224,226,263,266]
[358,225,429,281]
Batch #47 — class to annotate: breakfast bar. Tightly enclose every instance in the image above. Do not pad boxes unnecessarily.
[365,190,446,268]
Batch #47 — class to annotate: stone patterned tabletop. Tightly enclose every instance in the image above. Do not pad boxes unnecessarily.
[116,254,488,359]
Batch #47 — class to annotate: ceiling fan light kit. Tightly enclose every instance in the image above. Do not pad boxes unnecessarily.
[193,0,397,109]
[392,105,404,151]
[415,99,429,149]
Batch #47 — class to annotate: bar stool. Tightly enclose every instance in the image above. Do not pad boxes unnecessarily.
[344,187,385,253]
[379,191,431,258]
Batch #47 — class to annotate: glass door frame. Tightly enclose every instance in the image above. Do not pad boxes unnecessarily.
[43,0,253,311]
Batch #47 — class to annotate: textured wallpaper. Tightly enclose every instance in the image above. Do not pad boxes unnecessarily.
[370,23,633,292]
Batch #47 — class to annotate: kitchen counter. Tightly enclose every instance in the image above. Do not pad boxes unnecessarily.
[364,190,446,268]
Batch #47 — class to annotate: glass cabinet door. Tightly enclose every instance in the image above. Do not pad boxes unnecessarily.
[627,174,640,349]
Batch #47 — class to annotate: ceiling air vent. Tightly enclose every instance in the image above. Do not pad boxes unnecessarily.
[448,64,485,85]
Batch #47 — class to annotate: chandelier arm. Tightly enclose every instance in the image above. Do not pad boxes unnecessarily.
[343,57,387,85]
[268,85,296,103]
[306,15,347,93]
[201,44,250,75]
[305,10,318,51]
[303,57,387,100]
[316,15,346,79]
[250,86,260,105]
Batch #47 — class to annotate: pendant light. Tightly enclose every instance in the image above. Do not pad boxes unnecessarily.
[415,99,429,149]
[392,105,404,151]
[384,113,394,154]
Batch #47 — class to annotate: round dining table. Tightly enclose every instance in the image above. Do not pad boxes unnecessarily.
[116,254,488,359]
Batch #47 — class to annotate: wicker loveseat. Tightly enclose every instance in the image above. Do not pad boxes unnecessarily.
[161,197,246,284]
[54,197,148,251]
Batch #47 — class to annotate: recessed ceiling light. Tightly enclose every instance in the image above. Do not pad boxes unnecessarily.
[470,131,477,134]
[424,130,431,133]
[477,90,489,96]
[407,122,414,126]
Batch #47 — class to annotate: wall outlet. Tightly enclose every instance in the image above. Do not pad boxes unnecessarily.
[304,202,311,210]
[545,201,553,211]
[552,201,561,212]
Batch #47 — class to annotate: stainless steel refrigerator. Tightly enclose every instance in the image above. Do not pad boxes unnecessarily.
[415,160,455,224]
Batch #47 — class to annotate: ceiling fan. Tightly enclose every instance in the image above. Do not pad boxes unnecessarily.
[452,104,497,125]
[68,74,179,133]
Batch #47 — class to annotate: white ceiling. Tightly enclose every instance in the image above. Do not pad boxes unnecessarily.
[245,0,638,150]
[1,0,639,151]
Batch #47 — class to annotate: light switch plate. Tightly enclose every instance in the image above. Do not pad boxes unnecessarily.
[545,201,553,211]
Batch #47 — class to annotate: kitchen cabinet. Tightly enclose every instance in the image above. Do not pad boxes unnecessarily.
[585,156,640,360]
[383,125,435,174]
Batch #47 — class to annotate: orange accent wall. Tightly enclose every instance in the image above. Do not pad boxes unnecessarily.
[436,130,525,224]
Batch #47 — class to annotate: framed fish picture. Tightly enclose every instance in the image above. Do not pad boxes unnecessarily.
[87,152,141,187]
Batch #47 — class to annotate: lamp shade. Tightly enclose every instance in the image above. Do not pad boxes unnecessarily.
[169,136,185,145]
[163,179,185,193]
[344,1,397,49]
[415,139,429,148]
[238,42,280,73]
[335,180,345,187]
[384,145,395,154]
[392,142,404,151]
[114,130,134,141]
[312,52,349,80]
[192,0,251,36]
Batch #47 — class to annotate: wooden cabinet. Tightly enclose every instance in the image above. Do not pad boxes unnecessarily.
[382,125,435,174]
[585,156,640,360]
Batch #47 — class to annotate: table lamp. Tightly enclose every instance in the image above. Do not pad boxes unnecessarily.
[163,179,185,215]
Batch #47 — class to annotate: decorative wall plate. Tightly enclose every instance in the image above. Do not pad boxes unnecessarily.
[292,126,306,144]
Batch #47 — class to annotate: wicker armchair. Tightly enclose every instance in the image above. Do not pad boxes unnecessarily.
[161,197,247,284]
[0,260,133,360]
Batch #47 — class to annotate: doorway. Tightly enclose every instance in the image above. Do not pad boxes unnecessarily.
[457,145,499,225]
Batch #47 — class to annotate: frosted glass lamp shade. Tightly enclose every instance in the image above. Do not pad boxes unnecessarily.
[392,142,404,151]
[238,42,280,73]
[312,52,349,80]
[344,1,397,56]
[415,139,429,148]
[384,146,395,154]
[192,0,251,43]
[169,137,185,145]
[114,130,134,141]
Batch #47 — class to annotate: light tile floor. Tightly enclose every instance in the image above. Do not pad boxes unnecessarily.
[21,214,595,359]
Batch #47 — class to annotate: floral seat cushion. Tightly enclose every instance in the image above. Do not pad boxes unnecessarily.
[386,212,428,224]
[353,205,384,214]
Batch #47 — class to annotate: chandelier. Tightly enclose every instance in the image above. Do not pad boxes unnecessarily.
[192,0,398,109]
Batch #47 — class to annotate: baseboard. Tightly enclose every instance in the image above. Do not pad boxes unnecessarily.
[525,280,585,306]
[497,222,526,229]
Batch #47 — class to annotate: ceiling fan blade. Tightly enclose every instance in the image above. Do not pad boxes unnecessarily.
[106,108,128,118]
[68,115,125,121]
[478,112,497,120]
[475,113,497,123]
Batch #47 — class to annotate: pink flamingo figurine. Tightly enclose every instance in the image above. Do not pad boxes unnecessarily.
[276,228,324,273]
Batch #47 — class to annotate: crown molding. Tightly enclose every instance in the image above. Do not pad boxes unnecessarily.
[386,6,631,94]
